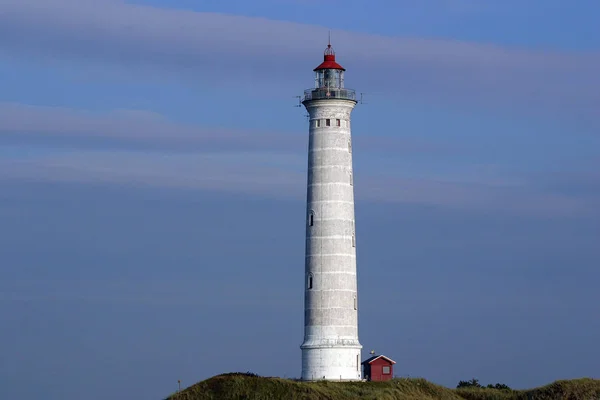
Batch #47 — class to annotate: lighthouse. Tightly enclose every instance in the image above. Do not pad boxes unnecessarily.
[300,41,362,381]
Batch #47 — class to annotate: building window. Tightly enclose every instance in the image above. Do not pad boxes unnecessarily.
[382,366,391,375]
[352,232,356,247]
[315,119,320,128]
[326,119,331,126]
[336,119,341,126]
[307,273,313,290]
[354,296,357,310]
[308,210,315,227]
[356,355,359,371]
[348,140,352,153]
[349,172,353,186]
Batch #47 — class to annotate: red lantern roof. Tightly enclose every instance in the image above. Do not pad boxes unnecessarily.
[313,44,346,71]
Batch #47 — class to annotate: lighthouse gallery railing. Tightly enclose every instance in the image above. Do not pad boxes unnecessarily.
[303,88,357,102]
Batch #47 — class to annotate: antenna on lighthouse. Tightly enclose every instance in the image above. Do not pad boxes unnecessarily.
[293,95,309,120]
[293,95,302,107]
[359,93,368,105]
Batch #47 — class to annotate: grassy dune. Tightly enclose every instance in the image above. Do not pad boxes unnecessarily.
[165,373,600,400]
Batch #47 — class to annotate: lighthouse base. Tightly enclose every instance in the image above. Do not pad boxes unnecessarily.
[301,342,362,381]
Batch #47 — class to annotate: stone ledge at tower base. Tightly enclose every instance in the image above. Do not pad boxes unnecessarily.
[301,345,362,381]
[301,338,362,348]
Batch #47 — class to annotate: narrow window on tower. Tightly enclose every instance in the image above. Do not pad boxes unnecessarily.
[308,210,315,227]
[354,296,357,310]
[356,354,359,371]
[307,273,313,290]
[352,232,356,247]
[315,119,321,128]
[336,119,341,126]
[348,140,352,153]
[326,119,331,126]
[349,172,353,186]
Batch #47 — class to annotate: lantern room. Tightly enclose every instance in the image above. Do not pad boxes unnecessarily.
[303,42,357,102]
[314,44,345,89]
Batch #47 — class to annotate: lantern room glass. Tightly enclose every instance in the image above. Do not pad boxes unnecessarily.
[315,69,344,89]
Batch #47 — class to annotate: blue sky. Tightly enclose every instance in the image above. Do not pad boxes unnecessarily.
[0,0,599,399]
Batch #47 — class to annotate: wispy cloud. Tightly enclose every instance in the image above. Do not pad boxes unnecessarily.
[0,102,446,155]
[0,0,598,121]
[360,175,598,217]
[0,0,598,216]
[0,150,307,198]
[0,102,290,152]
[1,146,596,217]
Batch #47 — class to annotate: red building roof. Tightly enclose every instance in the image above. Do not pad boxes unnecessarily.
[361,355,397,365]
[313,44,346,71]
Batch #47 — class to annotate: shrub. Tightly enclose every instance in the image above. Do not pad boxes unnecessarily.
[457,379,482,388]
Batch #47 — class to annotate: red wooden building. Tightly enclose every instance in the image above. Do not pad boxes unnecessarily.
[361,354,396,381]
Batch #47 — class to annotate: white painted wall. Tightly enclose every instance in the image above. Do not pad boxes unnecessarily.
[301,98,362,381]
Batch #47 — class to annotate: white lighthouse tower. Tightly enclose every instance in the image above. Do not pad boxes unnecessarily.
[300,41,362,381]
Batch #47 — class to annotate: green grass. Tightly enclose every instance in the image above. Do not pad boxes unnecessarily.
[165,374,600,400]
